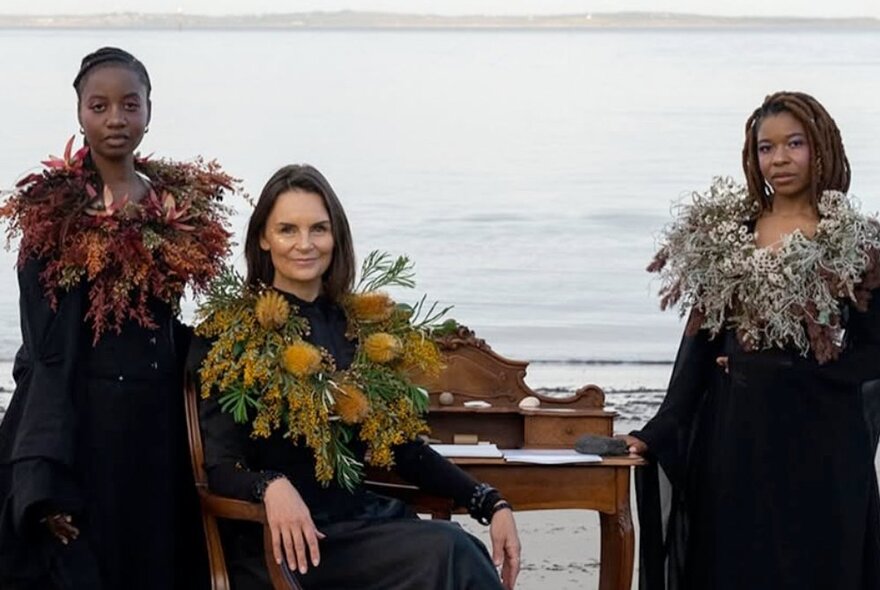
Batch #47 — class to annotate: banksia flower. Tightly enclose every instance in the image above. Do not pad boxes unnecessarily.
[348,292,394,322]
[334,384,370,424]
[363,332,402,363]
[282,341,323,377]
[255,290,290,329]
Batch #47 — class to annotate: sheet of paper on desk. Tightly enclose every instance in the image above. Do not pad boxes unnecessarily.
[501,449,602,464]
[430,444,504,458]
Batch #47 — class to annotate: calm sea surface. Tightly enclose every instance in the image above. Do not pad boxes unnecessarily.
[1,29,878,589]
[0,27,878,397]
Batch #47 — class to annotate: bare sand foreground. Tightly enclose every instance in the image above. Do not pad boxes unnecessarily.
[457,507,631,590]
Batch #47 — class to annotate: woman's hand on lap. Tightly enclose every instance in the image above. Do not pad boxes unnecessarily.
[263,477,325,575]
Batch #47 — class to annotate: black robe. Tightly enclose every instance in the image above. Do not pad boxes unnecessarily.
[0,258,206,590]
[188,291,504,590]
[634,294,880,590]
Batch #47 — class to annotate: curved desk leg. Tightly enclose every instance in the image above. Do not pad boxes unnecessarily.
[598,467,635,590]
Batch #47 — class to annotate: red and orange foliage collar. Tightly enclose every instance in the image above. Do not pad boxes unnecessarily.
[0,137,237,344]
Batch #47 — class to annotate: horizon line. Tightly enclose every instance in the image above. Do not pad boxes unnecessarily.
[1,10,878,20]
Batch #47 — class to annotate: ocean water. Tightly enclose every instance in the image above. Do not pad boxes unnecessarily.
[0,27,879,413]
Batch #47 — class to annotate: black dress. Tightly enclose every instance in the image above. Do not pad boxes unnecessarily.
[634,294,880,589]
[0,258,206,590]
[188,291,505,590]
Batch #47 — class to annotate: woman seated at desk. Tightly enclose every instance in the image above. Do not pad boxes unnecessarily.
[188,164,521,590]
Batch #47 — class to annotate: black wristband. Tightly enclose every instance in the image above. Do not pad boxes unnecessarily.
[252,470,287,502]
[489,500,513,522]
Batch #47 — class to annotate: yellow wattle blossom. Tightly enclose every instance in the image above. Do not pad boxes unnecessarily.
[254,290,290,329]
[334,383,370,424]
[252,414,272,438]
[400,332,444,377]
[282,341,323,377]
[370,445,394,468]
[196,251,440,489]
[347,291,394,322]
[363,332,402,364]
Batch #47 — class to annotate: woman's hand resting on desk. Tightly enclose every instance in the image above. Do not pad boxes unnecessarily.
[617,435,648,455]
[263,477,326,575]
[490,505,521,589]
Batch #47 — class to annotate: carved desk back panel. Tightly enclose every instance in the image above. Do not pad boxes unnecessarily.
[412,327,616,448]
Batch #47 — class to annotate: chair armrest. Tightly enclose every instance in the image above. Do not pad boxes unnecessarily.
[198,489,268,523]
[196,488,301,589]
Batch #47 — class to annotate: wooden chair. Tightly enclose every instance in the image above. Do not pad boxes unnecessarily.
[184,376,454,590]
[184,374,300,590]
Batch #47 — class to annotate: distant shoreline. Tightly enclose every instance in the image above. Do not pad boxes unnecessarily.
[1,11,878,31]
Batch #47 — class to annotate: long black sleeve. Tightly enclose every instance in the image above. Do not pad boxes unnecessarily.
[631,326,719,487]
[6,258,85,531]
[811,289,880,387]
[392,440,480,509]
[187,335,263,502]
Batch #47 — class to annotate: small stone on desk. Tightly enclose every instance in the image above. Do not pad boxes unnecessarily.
[574,434,629,456]
[438,392,455,405]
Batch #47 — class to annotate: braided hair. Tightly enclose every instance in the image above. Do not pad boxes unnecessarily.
[32,48,153,237]
[742,91,850,214]
[73,46,151,101]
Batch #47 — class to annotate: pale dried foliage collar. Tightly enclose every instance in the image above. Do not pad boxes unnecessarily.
[649,177,880,363]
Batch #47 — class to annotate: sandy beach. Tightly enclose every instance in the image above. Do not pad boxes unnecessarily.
[457,509,610,589]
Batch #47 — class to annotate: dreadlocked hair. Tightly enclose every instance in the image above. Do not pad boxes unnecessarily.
[742,91,850,215]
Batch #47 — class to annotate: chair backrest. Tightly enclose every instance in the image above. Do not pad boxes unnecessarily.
[184,374,210,490]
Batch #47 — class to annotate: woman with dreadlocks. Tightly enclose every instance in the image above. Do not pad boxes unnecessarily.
[0,47,233,589]
[621,91,880,589]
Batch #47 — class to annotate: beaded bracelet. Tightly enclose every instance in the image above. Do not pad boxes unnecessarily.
[468,483,510,525]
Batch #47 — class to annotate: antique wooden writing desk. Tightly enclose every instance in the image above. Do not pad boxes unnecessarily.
[372,327,645,590]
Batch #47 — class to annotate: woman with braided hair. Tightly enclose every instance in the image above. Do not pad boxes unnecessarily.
[622,91,880,589]
[0,47,233,589]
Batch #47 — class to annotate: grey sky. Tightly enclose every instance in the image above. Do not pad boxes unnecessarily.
[3,0,879,18]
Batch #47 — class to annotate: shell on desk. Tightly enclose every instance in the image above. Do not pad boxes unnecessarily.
[438,392,455,406]
[518,396,541,409]
[463,400,492,409]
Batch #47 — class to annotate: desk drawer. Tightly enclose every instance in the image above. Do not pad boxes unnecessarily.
[524,414,612,448]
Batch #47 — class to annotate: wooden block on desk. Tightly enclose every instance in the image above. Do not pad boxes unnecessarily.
[453,434,479,445]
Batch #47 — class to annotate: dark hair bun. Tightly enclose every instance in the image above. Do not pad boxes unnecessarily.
[73,46,151,96]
